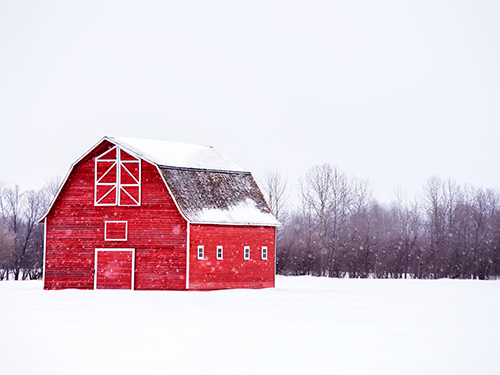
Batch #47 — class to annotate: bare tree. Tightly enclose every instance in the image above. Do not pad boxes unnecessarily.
[346,179,373,278]
[299,164,353,276]
[423,176,447,278]
[0,181,55,280]
[300,164,335,275]
[0,222,15,280]
[262,170,288,221]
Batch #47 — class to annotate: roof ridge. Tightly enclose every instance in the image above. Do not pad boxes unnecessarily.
[159,165,251,175]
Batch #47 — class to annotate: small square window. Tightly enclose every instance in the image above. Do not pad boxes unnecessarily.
[217,246,223,260]
[244,246,250,260]
[197,245,204,260]
[261,246,268,260]
[104,221,128,241]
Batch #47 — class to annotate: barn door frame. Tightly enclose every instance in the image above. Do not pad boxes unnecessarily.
[94,248,136,290]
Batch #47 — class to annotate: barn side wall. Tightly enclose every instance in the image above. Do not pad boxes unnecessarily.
[44,141,187,290]
[188,224,275,290]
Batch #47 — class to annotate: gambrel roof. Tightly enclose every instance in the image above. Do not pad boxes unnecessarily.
[40,136,279,226]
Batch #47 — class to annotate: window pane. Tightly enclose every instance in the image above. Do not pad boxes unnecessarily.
[96,185,117,205]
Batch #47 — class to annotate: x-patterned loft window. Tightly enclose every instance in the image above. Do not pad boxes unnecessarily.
[95,146,141,206]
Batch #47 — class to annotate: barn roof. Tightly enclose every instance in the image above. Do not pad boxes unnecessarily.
[161,168,280,226]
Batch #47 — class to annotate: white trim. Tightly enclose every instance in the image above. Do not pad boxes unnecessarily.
[261,246,268,260]
[104,221,128,241]
[217,245,223,260]
[94,248,135,290]
[42,218,47,285]
[244,246,250,260]
[186,222,190,290]
[197,245,204,260]
[116,144,121,205]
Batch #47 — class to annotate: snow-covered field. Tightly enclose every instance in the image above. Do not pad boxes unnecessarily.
[1,277,499,375]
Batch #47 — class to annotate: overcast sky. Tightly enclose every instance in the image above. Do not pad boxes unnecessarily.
[1,1,499,204]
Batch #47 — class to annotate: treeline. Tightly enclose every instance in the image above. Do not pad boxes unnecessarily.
[0,182,57,280]
[2,166,499,281]
[263,165,500,279]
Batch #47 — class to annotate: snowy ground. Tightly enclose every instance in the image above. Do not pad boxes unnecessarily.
[1,277,499,375]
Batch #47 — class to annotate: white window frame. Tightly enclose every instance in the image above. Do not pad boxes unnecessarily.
[197,245,204,260]
[244,246,250,260]
[95,146,141,206]
[261,246,268,260]
[216,245,223,260]
[104,221,128,241]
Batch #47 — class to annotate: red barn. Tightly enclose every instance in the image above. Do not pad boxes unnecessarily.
[40,137,279,290]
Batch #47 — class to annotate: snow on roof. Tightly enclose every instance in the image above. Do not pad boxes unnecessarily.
[109,137,248,172]
[161,168,280,226]
[191,198,280,226]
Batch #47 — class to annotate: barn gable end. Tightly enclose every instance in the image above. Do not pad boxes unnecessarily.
[43,139,188,290]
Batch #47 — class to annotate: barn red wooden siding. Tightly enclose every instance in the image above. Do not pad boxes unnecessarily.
[188,224,275,289]
[44,141,187,290]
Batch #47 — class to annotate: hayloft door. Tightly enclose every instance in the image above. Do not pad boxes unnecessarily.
[94,249,135,289]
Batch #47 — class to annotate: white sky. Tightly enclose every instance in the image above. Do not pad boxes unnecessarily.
[1,1,499,204]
